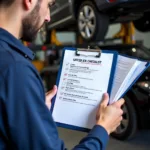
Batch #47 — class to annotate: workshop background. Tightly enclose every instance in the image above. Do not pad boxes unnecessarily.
[26,1,150,149]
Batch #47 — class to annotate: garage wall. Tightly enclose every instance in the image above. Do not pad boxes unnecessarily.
[34,32,76,45]
[56,32,76,44]
[135,30,150,48]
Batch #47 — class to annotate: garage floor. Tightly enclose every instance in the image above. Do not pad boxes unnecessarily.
[58,127,150,150]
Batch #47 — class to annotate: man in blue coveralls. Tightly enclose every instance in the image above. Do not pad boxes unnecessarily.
[0,0,125,149]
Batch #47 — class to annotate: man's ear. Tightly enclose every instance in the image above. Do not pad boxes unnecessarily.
[23,0,36,10]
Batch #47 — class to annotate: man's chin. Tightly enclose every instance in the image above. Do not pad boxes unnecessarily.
[21,35,37,43]
[21,31,39,42]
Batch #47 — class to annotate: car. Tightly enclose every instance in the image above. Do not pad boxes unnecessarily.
[37,43,150,140]
[41,0,150,43]
[133,11,150,32]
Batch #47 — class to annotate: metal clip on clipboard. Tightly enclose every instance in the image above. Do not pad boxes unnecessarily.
[75,46,101,58]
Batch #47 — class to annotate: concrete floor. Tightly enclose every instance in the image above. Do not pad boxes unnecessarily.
[58,127,150,150]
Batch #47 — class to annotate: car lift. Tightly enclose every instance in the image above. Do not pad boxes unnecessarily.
[113,22,136,45]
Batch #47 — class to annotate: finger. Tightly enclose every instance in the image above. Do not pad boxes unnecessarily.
[120,109,124,116]
[45,101,51,110]
[113,98,125,108]
[117,123,121,128]
[46,85,57,100]
[100,93,109,107]
[117,117,123,126]
[114,116,122,129]
[46,85,57,95]
[46,90,52,96]
[51,85,57,96]
[53,85,57,92]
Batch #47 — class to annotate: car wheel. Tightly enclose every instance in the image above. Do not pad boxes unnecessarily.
[133,12,150,32]
[111,96,137,140]
[77,1,109,42]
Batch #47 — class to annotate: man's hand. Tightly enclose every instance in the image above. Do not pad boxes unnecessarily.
[45,85,57,110]
[96,93,125,135]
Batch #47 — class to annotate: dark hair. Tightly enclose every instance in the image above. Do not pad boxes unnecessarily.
[0,0,15,7]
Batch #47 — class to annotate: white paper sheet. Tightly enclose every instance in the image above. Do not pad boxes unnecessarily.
[119,60,147,99]
[52,50,114,129]
[110,56,147,103]
[109,55,137,103]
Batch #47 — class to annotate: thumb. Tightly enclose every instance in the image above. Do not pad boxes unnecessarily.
[46,85,57,100]
[113,98,125,108]
[100,93,109,107]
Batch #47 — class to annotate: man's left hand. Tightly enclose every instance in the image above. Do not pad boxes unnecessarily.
[45,85,57,110]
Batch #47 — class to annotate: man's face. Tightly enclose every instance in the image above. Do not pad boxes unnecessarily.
[21,0,55,42]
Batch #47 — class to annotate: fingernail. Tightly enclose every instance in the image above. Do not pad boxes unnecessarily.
[104,93,108,97]
[53,85,57,90]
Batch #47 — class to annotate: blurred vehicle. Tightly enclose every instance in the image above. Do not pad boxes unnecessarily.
[133,11,150,32]
[41,0,150,43]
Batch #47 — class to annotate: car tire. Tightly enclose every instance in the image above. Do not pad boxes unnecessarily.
[77,1,109,42]
[133,12,150,32]
[111,95,137,140]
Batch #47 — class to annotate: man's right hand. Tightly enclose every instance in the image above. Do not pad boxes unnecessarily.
[96,93,125,135]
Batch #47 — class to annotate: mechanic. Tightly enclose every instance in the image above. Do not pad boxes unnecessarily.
[0,0,124,149]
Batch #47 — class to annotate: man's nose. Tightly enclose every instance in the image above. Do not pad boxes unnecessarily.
[45,9,51,22]
[45,14,51,22]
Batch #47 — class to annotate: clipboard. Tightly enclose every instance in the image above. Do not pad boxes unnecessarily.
[75,46,101,58]
[51,46,118,132]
